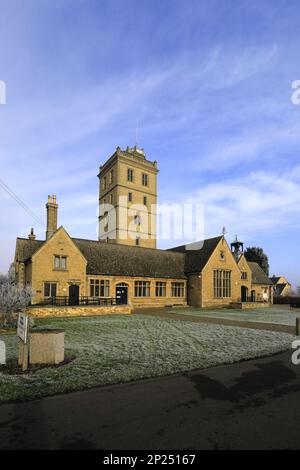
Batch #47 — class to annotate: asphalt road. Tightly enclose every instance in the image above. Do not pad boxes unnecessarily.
[1,350,300,450]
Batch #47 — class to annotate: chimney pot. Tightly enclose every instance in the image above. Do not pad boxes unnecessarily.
[28,227,36,241]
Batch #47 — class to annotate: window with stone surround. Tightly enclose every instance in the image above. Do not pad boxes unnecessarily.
[134,281,150,297]
[171,282,185,297]
[127,168,134,182]
[90,279,110,297]
[54,255,67,270]
[44,282,57,298]
[156,281,166,297]
[142,173,148,186]
[214,270,231,298]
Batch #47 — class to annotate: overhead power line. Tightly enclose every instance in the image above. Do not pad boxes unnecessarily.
[0,179,44,227]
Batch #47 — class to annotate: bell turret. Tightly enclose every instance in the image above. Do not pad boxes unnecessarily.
[231,235,244,261]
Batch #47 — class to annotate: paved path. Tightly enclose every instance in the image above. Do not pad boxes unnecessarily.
[1,350,300,449]
[134,308,295,334]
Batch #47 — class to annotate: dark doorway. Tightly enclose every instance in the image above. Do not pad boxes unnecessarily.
[241,286,248,303]
[116,283,128,305]
[251,290,256,302]
[69,285,79,306]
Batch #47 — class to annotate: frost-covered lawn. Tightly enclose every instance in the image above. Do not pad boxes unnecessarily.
[0,314,295,403]
[174,306,300,326]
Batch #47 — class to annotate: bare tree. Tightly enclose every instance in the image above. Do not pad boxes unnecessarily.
[0,263,34,327]
[0,274,8,286]
[8,263,16,284]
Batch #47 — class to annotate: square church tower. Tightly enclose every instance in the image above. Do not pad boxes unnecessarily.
[98,146,158,248]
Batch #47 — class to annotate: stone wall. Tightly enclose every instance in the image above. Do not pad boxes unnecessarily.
[26,304,132,318]
[229,302,272,309]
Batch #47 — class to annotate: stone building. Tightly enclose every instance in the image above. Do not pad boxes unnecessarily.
[14,146,273,310]
[98,146,158,249]
[270,275,292,297]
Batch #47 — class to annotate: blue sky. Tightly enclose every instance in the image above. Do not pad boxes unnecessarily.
[0,0,299,287]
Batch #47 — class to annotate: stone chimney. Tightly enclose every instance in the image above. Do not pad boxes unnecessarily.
[46,195,58,240]
[28,228,36,241]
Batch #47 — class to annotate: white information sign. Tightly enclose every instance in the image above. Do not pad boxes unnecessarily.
[17,313,29,344]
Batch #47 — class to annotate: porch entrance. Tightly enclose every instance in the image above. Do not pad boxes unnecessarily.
[116,283,128,305]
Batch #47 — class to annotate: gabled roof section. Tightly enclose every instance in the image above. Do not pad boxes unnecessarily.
[274,284,287,295]
[73,239,186,278]
[270,276,281,285]
[15,238,44,262]
[168,236,223,274]
[30,226,87,264]
[270,275,291,286]
[248,262,272,285]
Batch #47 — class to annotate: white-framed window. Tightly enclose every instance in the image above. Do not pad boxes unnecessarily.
[44,282,57,297]
[54,255,67,270]
[134,281,150,297]
[90,279,110,297]
[156,282,166,297]
[171,282,185,297]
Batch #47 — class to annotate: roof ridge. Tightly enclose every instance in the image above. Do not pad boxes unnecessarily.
[16,237,44,242]
[167,235,223,251]
[73,238,185,254]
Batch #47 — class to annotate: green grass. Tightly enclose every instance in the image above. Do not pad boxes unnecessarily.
[171,306,299,326]
[0,314,295,403]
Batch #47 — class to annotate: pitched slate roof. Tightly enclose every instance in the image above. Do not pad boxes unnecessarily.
[270,276,280,285]
[15,238,44,262]
[73,238,186,278]
[248,262,272,285]
[274,284,287,295]
[15,236,186,278]
[15,234,223,278]
[167,236,223,273]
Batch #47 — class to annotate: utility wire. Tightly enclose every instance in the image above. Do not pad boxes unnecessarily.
[0,179,44,227]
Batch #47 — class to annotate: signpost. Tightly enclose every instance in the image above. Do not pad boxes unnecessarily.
[18,313,29,371]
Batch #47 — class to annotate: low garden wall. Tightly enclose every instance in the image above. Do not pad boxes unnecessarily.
[229,302,272,309]
[26,304,132,318]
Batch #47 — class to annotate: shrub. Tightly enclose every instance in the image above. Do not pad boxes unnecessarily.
[0,283,34,328]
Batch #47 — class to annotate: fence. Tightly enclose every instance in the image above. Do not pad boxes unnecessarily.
[274,296,300,305]
[34,296,119,307]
